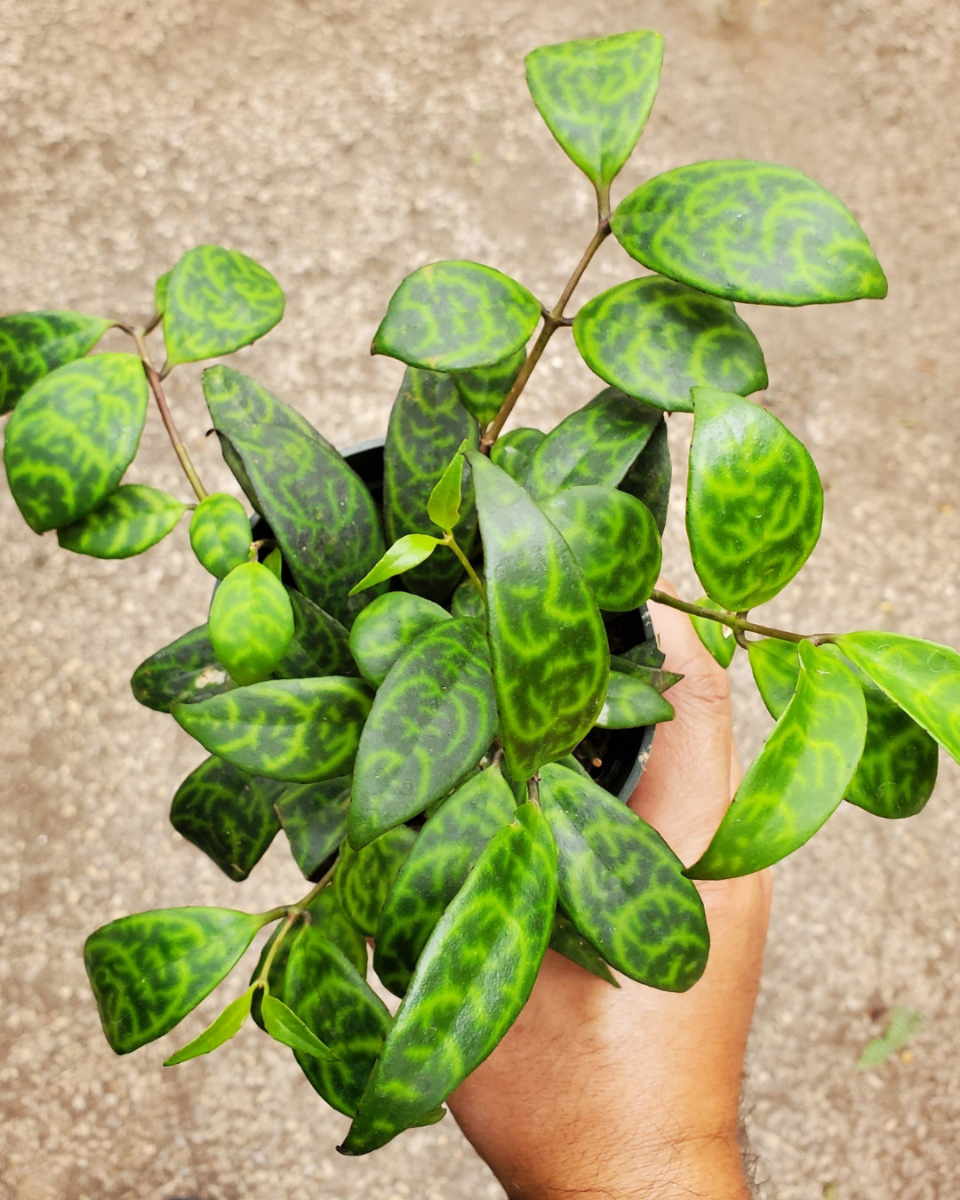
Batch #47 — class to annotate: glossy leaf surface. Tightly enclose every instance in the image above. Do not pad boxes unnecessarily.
[540,484,661,611]
[540,764,707,988]
[208,561,295,686]
[4,353,148,533]
[348,591,452,688]
[469,451,608,780]
[57,484,185,559]
[372,261,540,371]
[336,825,418,936]
[374,766,517,997]
[305,885,369,977]
[275,777,351,879]
[451,348,525,425]
[173,677,373,783]
[690,598,736,669]
[274,589,356,680]
[131,624,233,712]
[687,387,823,610]
[611,160,888,306]
[350,617,498,847]
[609,655,683,695]
[689,642,866,879]
[618,415,671,534]
[341,804,557,1154]
[573,277,767,413]
[348,534,441,596]
[84,907,266,1054]
[596,672,674,729]
[164,985,255,1066]
[548,909,617,985]
[525,31,663,190]
[189,493,252,579]
[488,426,544,481]
[0,310,112,415]
[427,444,467,531]
[261,994,336,1059]
[163,245,285,367]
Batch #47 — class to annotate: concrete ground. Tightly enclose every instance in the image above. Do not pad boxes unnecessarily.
[2,0,959,1196]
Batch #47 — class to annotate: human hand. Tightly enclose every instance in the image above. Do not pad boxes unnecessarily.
[448,587,773,1199]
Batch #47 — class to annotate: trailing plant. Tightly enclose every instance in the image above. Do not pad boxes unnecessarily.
[2,30,955,1156]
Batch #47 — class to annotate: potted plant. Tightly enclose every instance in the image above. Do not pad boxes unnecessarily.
[2,29,955,1157]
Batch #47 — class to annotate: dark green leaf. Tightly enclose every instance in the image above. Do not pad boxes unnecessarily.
[349,617,498,847]
[451,348,525,425]
[687,387,823,610]
[540,484,661,611]
[172,677,373,783]
[612,160,888,306]
[488,426,544,481]
[548,908,618,986]
[57,484,186,558]
[609,655,682,694]
[164,985,255,1066]
[0,310,112,415]
[336,825,418,936]
[154,271,171,315]
[540,763,707,989]
[450,574,486,620]
[341,803,557,1154]
[84,906,268,1054]
[688,642,867,879]
[468,451,608,781]
[690,598,736,669]
[163,245,285,367]
[373,765,517,997]
[275,777,351,879]
[189,492,252,579]
[372,261,540,371]
[273,589,356,679]
[524,31,663,191]
[131,624,234,712]
[261,993,336,1059]
[618,415,671,535]
[348,535,442,596]
[170,755,283,881]
[427,443,467,531]
[203,365,385,627]
[208,561,295,686]
[305,885,368,976]
[4,353,149,533]
[573,277,767,413]
[621,639,665,669]
[348,591,451,688]
[596,672,674,729]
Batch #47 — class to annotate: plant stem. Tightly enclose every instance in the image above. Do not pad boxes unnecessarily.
[648,588,832,646]
[254,859,339,985]
[444,531,485,597]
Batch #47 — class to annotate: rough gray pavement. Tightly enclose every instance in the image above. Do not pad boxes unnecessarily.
[2,1,959,1197]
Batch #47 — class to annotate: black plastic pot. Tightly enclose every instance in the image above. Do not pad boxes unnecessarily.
[342,438,656,804]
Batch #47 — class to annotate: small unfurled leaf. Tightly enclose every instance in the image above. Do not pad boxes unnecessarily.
[609,655,682,695]
[336,825,418,936]
[451,574,485,620]
[372,261,540,371]
[596,672,674,729]
[263,547,283,578]
[275,777,351,879]
[4,353,149,533]
[154,271,171,315]
[273,589,356,680]
[573,277,767,412]
[348,535,442,596]
[131,624,234,712]
[341,804,557,1155]
[349,617,498,847]
[170,755,283,881]
[57,484,186,559]
[163,245,285,367]
[611,160,888,306]
[540,763,707,989]
[688,642,867,879]
[84,907,268,1054]
[374,765,518,997]
[208,561,295,685]
[189,492,253,579]
[451,348,525,425]
[690,598,736,669]
[488,426,544,481]
[469,451,608,781]
[172,677,373,783]
[687,387,823,611]
[539,485,661,612]
[856,1006,924,1070]
[548,909,618,985]
[618,415,671,534]
[525,31,664,192]
[427,443,467,531]
[164,986,255,1066]
[261,994,336,1059]
[0,310,112,415]
[348,591,452,688]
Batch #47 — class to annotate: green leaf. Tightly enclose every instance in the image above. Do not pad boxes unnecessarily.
[621,639,665,669]
[690,598,736,669]
[383,368,479,601]
[0,310,112,415]
[488,426,544,481]
[275,777,351,879]
[261,993,336,1059]
[548,908,618,985]
[3,353,149,533]
[208,561,295,686]
[687,387,823,610]
[611,160,888,306]
[131,624,234,712]
[451,348,525,425]
[349,617,498,847]
[164,985,256,1066]
[348,591,452,688]
[857,1006,924,1070]
[748,638,800,719]
[273,589,356,679]
[524,31,664,192]
[573,277,767,414]
[522,388,661,501]
[596,672,674,729]
[305,885,368,976]
[84,906,268,1054]
[372,260,540,371]
[154,271,171,315]
[203,365,385,628]
[540,763,707,989]
[688,642,867,879]
[163,245,285,368]
[450,574,485,620]
[341,803,557,1154]
[427,443,467,531]
[348,534,442,596]
[539,484,661,612]
[373,765,518,997]
[57,484,186,559]
[609,655,683,695]
[189,493,253,579]
[263,547,283,579]
[618,415,671,535]
[468,451,608,781]
[172,676,373,783]
[336,825,418,936]
[170,755,283,881]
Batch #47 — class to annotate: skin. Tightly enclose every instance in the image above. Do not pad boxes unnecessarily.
[449,585,773,1199]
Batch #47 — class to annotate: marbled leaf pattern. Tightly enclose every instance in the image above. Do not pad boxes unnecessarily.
[450,348,525,425]
[348,591,452,688]
[336,825,418,936]
[0,310,112,415]
[131,624,234,712]
[618,415,671,534]
[488,426,544,482]
[275,777,351,879]
[189,492,252,579]
[57,484,186,559]
[548,908,617,986]
[273,589,356,680]
[596,672,674,729]
[208,561,295,686]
